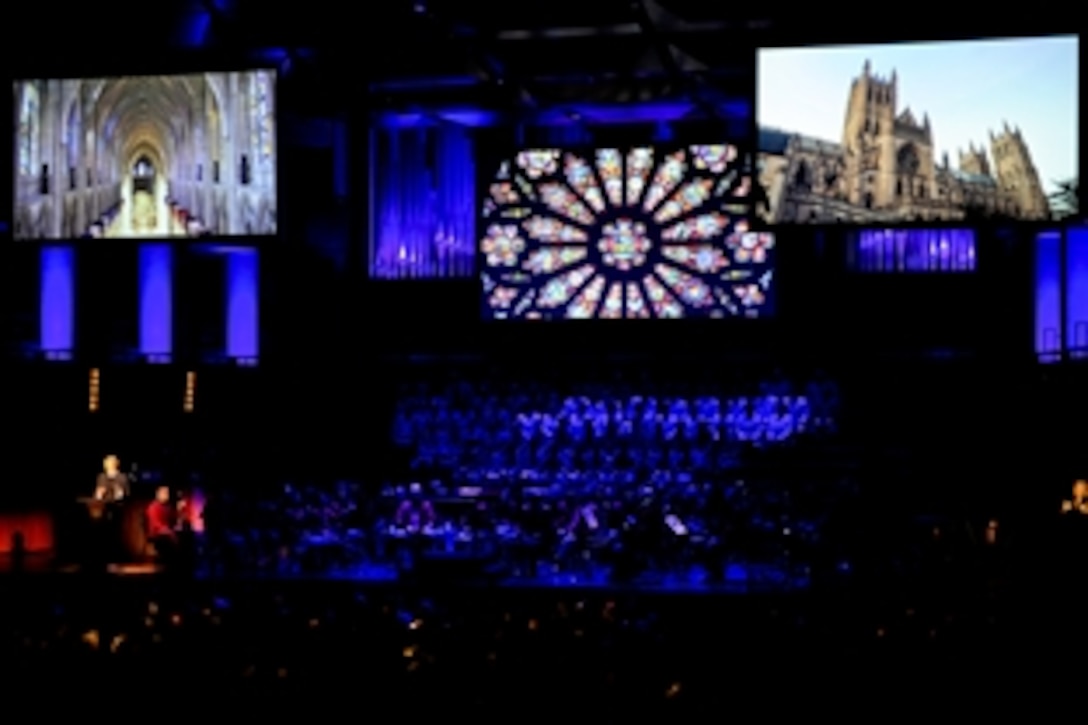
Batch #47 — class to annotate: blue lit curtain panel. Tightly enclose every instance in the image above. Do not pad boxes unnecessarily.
[369,126,476,279]
[226,249,259,360]
[852,229,976,272]
[480,145,774,319]
[1035,231,1062,362]
[1066,227,1088,356]
[39,246,75,355]
[138,244,173,359]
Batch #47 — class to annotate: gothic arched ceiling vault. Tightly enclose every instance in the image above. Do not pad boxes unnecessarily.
[91,75,217,170]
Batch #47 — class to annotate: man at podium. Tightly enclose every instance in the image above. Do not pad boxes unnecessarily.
[72,454,134,567]
[94,455,130,502]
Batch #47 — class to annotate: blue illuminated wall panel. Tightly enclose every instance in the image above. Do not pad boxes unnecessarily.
[1068,227,1088,358]
[226,249,259,362]
[369,125,476,279]
[40,246,74,359]
[138,244,173,361]
[1035,232,1062,362]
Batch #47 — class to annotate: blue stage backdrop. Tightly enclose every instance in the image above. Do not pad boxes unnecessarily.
[1069,227,1088,357]
[40,246,75,359]
[1035,231,1062,362]
[138,244,173,362]
[226,249,259,362]
[851,229,977,272]
[369,125,476,279]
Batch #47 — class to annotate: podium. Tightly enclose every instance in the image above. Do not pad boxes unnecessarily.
[69,498,149,564]
[76,497,108,520]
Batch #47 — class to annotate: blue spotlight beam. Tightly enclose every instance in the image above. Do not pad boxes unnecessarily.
[226,249,259,360]
[138,244,173,360]
[1035,231,1062,362]
[40,246,75,357]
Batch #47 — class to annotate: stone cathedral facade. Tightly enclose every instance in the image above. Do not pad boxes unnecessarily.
[757,61,1052,224]
[13,71,277,239]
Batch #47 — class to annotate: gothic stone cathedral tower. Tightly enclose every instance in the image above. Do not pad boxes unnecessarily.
[989,123,1050,218]
[841,60,939,212]
[758,61,1053,222]
[756,61,1053,222]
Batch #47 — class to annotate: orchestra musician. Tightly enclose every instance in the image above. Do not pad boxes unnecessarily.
[557,498,602,574]
[94,455,130,502]
[395,483,436,532]
[393,483,436,573]
[1062,480,1088,515]
[565,499,601,539]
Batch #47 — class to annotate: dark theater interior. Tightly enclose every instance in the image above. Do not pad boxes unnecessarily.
[2,0,1086,714]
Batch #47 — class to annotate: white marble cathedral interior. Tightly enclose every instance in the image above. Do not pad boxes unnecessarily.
[13,71,277,239]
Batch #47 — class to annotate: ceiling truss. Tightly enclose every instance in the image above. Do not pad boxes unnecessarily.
[20,1,1078,117]
[363,0,756,113]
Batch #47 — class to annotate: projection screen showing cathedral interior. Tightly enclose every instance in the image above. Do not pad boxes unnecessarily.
[756,35,1079,224]
[12,70,277,240]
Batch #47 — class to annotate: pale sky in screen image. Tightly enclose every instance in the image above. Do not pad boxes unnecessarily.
[757,36,1079,195]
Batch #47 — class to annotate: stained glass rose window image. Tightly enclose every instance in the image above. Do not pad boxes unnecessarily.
[480,145,775,319]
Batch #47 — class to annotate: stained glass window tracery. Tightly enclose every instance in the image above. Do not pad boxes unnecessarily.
[480,144,775,319]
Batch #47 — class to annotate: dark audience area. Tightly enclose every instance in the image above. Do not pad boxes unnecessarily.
[0,575,1043,711]
[6,502,1087,709]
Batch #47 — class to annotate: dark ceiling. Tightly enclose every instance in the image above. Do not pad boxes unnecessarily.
[14,0,1081,115]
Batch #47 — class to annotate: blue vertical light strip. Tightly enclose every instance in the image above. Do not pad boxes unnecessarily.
[226,249,259,361]
[138,244,173,360]
[1067,226,1088,358]
[1035,232,1062,363]
[333,119,348,200]
[367,127,376,275]
[39,246,75,358]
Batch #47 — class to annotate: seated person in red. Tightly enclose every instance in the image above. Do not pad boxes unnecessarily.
[146,486,178,560]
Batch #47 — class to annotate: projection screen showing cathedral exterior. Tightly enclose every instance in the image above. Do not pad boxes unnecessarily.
[12,70,277,240]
